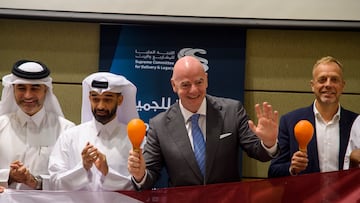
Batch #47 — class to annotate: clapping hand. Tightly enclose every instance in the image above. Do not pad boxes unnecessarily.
[81,142,108,175]
[82,142,99,170]
[9,160,32,184]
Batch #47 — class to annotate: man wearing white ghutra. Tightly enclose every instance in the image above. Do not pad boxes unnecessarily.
[48,72,139,191]
[0,60,75,191]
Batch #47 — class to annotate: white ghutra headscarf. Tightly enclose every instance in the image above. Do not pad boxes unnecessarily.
[0,60,64,117]
[81,72,139,124]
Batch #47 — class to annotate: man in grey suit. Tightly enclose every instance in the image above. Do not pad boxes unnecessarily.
[128,56,279,190]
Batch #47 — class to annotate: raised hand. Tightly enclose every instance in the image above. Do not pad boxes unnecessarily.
[248,102,279,148]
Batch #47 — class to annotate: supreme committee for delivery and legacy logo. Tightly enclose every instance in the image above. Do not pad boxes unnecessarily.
[134,47,209,72]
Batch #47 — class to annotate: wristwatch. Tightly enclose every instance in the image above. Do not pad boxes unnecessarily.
[34,175,43,190]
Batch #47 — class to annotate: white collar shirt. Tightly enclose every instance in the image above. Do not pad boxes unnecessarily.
[313,102,341,172]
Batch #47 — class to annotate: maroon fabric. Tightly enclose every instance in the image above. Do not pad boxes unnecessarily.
[119,168,360,203]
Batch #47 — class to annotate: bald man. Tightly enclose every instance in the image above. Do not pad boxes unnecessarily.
[128,56,279,190]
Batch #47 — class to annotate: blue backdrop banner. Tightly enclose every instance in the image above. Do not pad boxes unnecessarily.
[99,24,246,186]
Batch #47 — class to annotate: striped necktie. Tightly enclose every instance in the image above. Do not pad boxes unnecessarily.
[191,114,206,177]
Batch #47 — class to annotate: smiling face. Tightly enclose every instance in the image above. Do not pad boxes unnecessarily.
[310,61,345,107]
[171,56,208,113]
[89,91,123,124]
[14,84,47,116]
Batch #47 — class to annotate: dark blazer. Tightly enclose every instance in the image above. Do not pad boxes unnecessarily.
[268,104,358,178]
[140,95,278,190]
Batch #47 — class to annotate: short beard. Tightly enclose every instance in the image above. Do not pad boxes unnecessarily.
[93,106,117,124]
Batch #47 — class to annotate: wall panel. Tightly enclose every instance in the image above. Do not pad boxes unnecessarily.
[1,19,360,179]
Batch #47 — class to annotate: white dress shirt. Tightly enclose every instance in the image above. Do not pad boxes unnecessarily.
[314,102,341,172]
[48,118,134,191]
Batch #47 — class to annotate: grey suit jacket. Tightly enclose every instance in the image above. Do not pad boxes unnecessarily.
[140,95,277,189]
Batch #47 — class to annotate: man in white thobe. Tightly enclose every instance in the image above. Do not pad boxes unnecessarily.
[0,60,75,191]
[48,72,139,191]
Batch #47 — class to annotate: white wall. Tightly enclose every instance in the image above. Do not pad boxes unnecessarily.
[1,0,360,21]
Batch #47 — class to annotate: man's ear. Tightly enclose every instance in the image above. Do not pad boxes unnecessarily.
[117,94,124,106]
[310,80,315,92]
[171,79,177,93]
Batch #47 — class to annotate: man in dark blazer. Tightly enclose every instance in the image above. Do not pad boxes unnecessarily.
[128,56,280,190]
[268,105,358,177]
[268,56,358,178]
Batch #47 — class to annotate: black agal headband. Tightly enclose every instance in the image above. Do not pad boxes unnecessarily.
[91,80,109,89]
[12,60,50,79]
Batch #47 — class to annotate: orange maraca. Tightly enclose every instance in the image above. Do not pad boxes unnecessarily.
[127,118,146,152]
[294,120,314,153]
